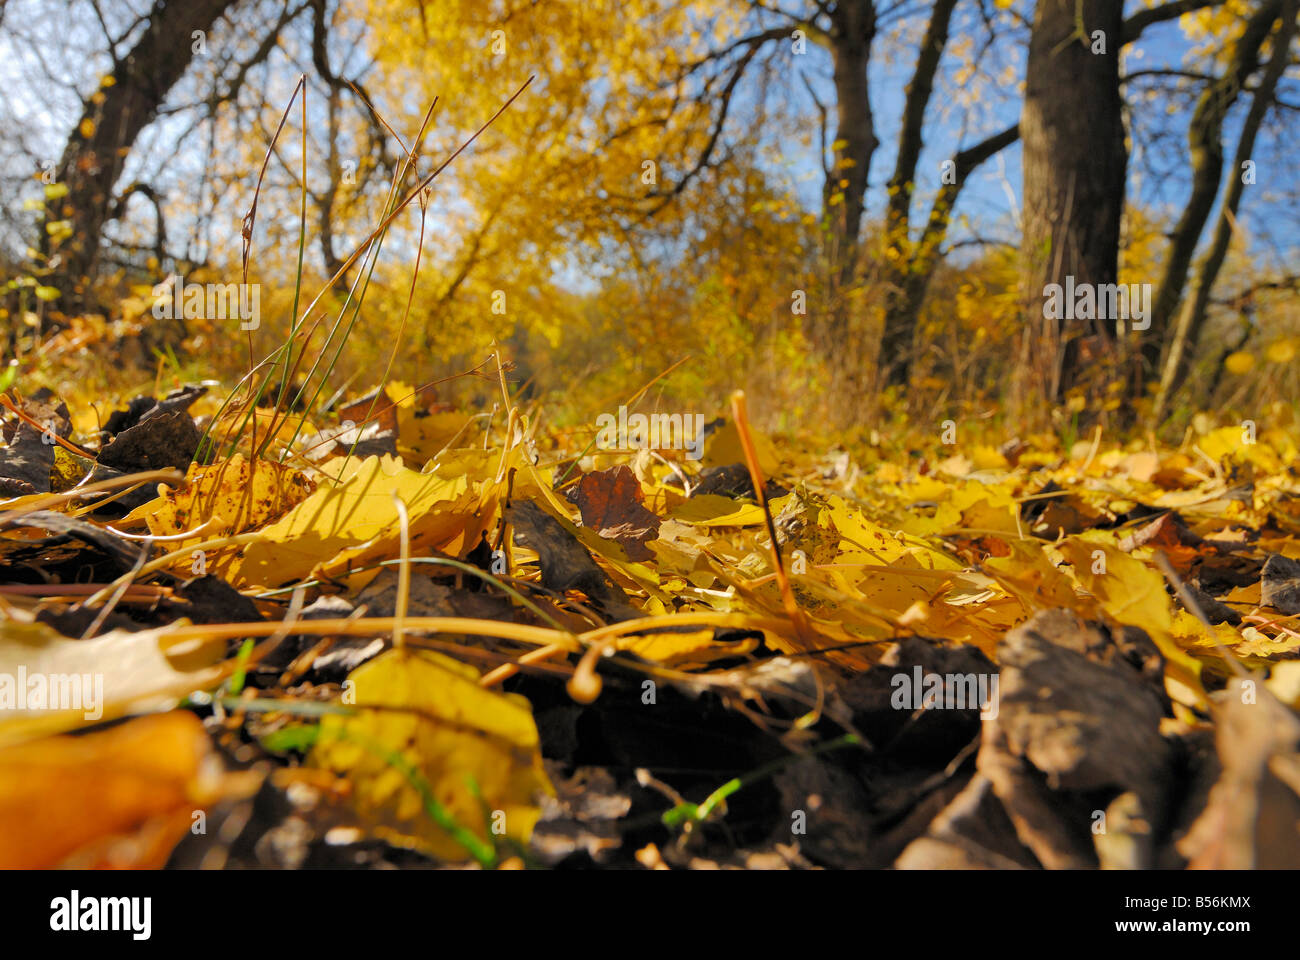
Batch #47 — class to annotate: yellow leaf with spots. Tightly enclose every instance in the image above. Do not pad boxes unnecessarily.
[125,454,313,549]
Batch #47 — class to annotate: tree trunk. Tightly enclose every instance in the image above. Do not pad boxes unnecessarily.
[1153,0,1294,415]
[814,0,879,413]
[825,0,878,293]
[43,0,236,309]
[1140,0,1282,394]
[876,0,959,387]
[1018,0,1127,408]
[879,124,1020,387]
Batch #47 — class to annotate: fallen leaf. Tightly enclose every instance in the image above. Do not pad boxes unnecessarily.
[0,619,227,745]
[126,453,314,551]
[234,455,483,587]
[565,465,661,561]
[0,711,253,868]
[310,648,554,862]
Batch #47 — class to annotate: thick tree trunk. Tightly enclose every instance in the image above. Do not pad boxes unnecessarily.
[825,0,878,291]
[813,0,879,413]
[44,0,235,309]
[1019,0,1126,406]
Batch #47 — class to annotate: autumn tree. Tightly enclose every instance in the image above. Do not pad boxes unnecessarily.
[1010,0,1300,420]
[611,0,1028,407]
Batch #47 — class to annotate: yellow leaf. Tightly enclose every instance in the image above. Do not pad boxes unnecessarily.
[1060,540,1205,707]
[1171,610,1300,669]
[1266,662,1300,708]
[0,712,250,868]
[1061,541,1169,635]
[970,444,1009,470]
[310,649,553,862]
[125,453,313,554]
[702,420,781,475]
[618,627,757,665]
[854,552,937,613]
[985,539,1078,614]
[1266,339,1297,364]
[957,496,1021,535]
[78,118,95,139]
[233,455,485,587]
[669,495,767,526]
[50,446,92,493]
[899,479,1018,537]
[1224,351,1254,374]
[0,620,226,746]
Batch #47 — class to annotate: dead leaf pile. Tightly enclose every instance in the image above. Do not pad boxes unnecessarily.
[3,379,1300,869]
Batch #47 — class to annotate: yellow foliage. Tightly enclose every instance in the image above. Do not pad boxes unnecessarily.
[310,648,553,862]
[234,454,488,587]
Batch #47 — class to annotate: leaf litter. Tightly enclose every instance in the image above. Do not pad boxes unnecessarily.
[2,375,1300,869]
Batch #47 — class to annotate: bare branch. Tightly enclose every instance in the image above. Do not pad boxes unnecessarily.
[1122,0,1223,44]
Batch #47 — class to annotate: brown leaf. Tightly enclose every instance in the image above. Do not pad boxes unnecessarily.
[98,407,200,474]
[1261,554,1300,614]
[1178,678,1300,868]
[101,384,206,439]
[506,500,641,621]
[977,609,1173,869]
[1,388,71,444]
[565,465,661,561]
[0,424,55,496]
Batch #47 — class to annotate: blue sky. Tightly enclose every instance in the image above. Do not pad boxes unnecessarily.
[761,2,1299,266]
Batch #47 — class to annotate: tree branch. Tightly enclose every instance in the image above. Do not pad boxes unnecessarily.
[1122,0,1223,44]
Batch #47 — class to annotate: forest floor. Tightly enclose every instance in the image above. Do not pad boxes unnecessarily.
[1,374,1299,869]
